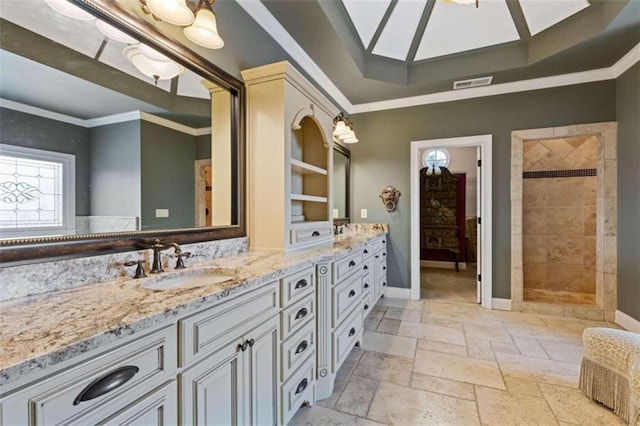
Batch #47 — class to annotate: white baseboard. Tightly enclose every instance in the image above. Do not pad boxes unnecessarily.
[384,287,412,299]
[492,298,512,311]
[615,310,640,333]
[420,260,467,270]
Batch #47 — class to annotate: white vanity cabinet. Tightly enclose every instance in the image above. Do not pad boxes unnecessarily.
[0,325,178,425]
[242,61,340,252]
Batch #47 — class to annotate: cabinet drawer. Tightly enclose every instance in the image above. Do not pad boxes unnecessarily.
[333,250,364,283]
[180,283,278,367]
[5,326,176,426]
[369,235,387,253]
[290,227,332,245]
[332,273,362,327]
[281,295,314,340]
[281,358,314,425]
[281,322,315,381]
[332,308,363,372]
[281,266,315,308]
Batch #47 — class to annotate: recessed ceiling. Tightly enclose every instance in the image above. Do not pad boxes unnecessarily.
[342,0,593,62]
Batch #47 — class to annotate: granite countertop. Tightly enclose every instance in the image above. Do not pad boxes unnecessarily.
[0,226,387,387]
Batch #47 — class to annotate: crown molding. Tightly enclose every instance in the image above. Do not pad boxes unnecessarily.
[0,99,211,136]
[611,42,640,78]
[235,0,353,111]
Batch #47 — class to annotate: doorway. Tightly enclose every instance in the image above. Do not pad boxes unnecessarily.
[410,135,492,309]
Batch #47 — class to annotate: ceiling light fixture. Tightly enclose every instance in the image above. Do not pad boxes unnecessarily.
[333,113,358,144]
[447,0,479,8]
[44,0,96,21]
[124,44,186,84]
[140,0,224,49]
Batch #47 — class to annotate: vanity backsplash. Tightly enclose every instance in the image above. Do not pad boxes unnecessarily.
[334,222,388,236]
[0,237,248,302]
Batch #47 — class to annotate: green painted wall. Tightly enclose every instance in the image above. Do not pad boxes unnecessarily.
[0,107,90,215]
[616,63,640,321]
[350,81,616,298]
[140,121,197,230]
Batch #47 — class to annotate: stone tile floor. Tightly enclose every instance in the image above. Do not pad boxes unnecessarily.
[290,297,625,425]
[421,266,477,304]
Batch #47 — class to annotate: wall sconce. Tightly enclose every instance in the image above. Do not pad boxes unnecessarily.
[379,186,401,212]
[333,112,358,144]
[140,0,224,49]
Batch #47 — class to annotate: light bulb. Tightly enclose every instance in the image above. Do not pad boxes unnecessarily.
[146,0,195,26]
[184,8,224,49]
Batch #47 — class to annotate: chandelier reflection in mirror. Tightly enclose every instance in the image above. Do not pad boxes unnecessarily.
[333,113,358,144]
[44,0,221,84]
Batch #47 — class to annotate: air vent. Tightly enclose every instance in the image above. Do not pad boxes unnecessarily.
[453,76,493,90]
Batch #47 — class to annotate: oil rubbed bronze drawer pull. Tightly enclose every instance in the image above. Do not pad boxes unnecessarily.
[364,283,370,289]
[295,378,308,395]
[348,327,356,337]
[73,366,139,405]
[348,260,356,267]
[312,231,320,237]
[295,279,308,290]
[348,289,356,298]
[295,340,308,355]
[364,304,369,310]
[364,249,369,254]
[363,265,369,271]
[295,307,308,320]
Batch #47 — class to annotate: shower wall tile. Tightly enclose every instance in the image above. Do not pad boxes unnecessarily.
[547,238,582,265]
[522,235,547,263]
[546,207,583,236]
[523,207,547,235]
[583,206,597,236]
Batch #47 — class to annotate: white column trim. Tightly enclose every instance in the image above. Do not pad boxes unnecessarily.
[615,310,640,333]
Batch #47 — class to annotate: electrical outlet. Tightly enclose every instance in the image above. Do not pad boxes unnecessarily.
[360,208,368,218]
[155,209,169,218]
[333,209,339,218]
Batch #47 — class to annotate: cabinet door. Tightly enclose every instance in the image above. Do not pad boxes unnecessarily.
[180,339,244,426]
[246,317,279,426]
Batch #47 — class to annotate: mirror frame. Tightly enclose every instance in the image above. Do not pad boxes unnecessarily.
[333,143,351,226]
[0,0,245,264]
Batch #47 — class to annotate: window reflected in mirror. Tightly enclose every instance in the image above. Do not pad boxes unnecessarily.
[0,0,235,241]
[332,144,350,223]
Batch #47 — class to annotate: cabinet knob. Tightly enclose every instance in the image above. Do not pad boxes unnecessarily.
[238,340,249,352]
[382,240,386,244]
[295,378,308,395]
[383,266,386,271]
[363,265,369,271]
[348,289,356,298]
[375,255,379,259]
[364,304,369,311]
[73,366,139,406]
[348,260,356,267]
[348,327,356,337]
[295,279,308,290]
[364,249,369,254]
[248,339,255,348]
[295,340,309,355]
[383,282,387,287]
[364,283,369,289]
[295,307,308,320]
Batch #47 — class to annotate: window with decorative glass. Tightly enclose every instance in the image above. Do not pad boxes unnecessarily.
[422,148,450,172]
[0,144,75,238]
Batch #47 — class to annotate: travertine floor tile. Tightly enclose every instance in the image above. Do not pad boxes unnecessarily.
[352,351,413,386]
[475,386,558,426]
[376,318,400,335]
[397,321,466,345]
[423,309,481,324]
[503,376,542,397]
[414,349,506,389]
[491,341,520,355]
[362,331,416,359]
[410,372,475,400]
[367,381,480,425]
[420,314,464,330]
[464,322,513,343]
[383,307,421,323]
[417,338,467,356]
[334,375,378,417]
[378,297,423,311]
[496,351,580,387]
[512,336,550,359]
[318,347,363,409]
[364,308,385,331]
[538,340,584,364]
[289,405,385,425]
[538,382,625,425]
[466,338,496,361]
[479,309,547,326]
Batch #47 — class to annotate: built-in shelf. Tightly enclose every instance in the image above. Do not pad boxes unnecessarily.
[291,194,328,203]
[291,159,327,176]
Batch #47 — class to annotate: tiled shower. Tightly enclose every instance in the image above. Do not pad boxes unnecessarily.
[522,135,598,305]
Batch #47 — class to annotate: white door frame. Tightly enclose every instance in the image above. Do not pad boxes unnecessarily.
[410,135,493,309]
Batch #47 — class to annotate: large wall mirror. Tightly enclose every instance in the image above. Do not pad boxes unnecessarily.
[333,143,350,225]
[0,0,244,263]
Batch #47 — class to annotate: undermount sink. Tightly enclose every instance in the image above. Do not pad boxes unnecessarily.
[141,269,235,291]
